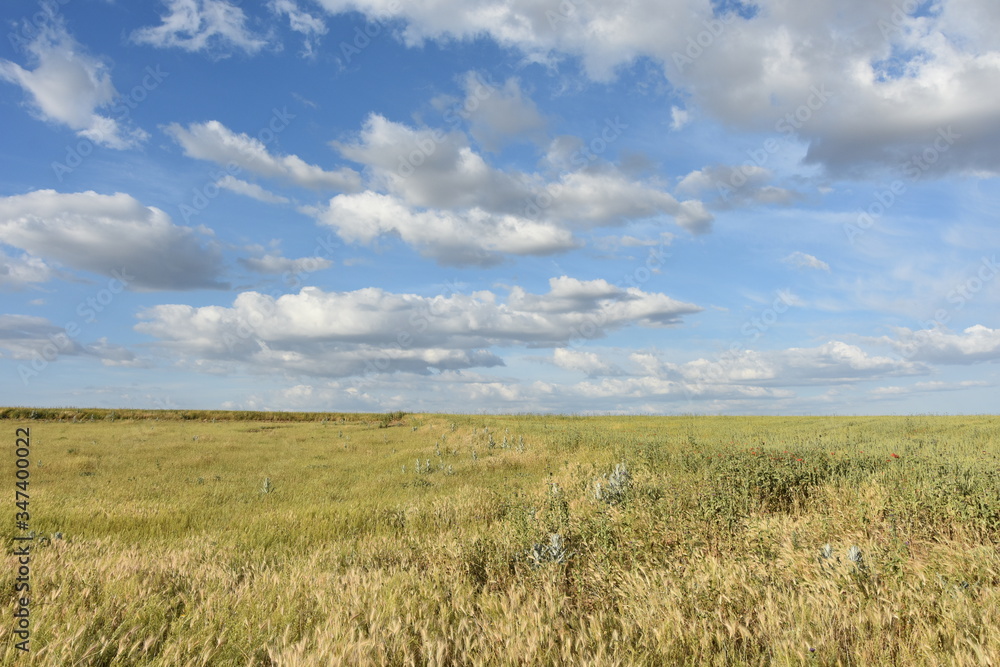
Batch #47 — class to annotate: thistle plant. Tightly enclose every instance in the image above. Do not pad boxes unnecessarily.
[818,543,868,574]
[594,462,631,505]
[260,477,273,495]
[847,545,868,572]
[526,533,570,567]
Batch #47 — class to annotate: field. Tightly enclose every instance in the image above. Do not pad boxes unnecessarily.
[1,410,999,665]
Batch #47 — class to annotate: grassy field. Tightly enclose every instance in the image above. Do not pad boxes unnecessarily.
[1,410,998,665]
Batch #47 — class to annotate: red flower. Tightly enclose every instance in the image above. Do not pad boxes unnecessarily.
[891,453,900,458]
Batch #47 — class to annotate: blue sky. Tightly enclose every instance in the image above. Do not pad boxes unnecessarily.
[1,0,998,414]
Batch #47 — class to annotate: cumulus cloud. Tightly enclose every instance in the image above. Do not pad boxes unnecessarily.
[166,120,361,191]
[0,11,147,149]
[783,251,830,271]
[875,325,1000,364]
[135,278,702,377]
[547,170,713,233]
[332,113,713,257]
[313,191,578,266]
[677,165,798,208]
[457,72,547,150]
[131,0,270,56]
[311,0,1000,178]
[0,251,56,289]
[335,114,529,211]
[216,175,290,203]
[0,190,226,290]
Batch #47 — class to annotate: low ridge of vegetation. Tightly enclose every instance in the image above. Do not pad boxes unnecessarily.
[0,407,407,425]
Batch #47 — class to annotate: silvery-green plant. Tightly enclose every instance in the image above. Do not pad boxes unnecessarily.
[818,543,837,571]
[847,545,866,570]
[594,462,631,505]
[818,544,868,573]
[526,533,570,566]
[260,477,273,495]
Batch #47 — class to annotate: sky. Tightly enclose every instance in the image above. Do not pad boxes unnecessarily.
[0,0,998,415]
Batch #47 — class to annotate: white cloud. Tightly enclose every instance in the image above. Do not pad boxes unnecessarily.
[548,170,713,233]
[135,278,702,377]
[165,120,361,191]
[552,348,621,377]
[334,113,712,245]
[677,165,797,207]
[0,190,226,290]
[783,251,830,271]
[619,233,674,248]
[216,175,290,203]
[458,72,547,150]
[0,250,56,289]
[314,191,577,266]
[0,315,140,367]
[870,380,990,397]
[626,341,925,393]
[269,0,327,57]
[876,325,1000,364]
[216,331,938,412]
[312,0,1000,177]
[238,253,332,275]
[670,106,690,131]
[0,12,147,149]
[131,0,269,56]
[335,114,529,211]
